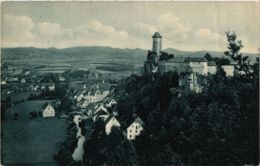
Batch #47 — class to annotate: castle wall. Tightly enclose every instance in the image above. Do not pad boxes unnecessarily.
[222,65,235,76]
[208,66,217,74]
[186,62,208,75]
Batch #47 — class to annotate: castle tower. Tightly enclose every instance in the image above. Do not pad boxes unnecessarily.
[152,32,162,57]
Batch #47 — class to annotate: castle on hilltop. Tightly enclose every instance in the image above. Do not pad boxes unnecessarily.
[144,32,236,93]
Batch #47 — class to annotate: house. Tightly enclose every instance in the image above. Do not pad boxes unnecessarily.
[1,80,7,85]
[104,116,121,135]
[40,83,55,91]
[41,102,55,118]
[24,71,30,75]
[77,83,110,107]
[92,104,110,122]
[59,76,66,82]
[127,117,145,140]
[207,61,217,75]
[21,78,26,83]
[12,77,19,82]
[48,83,55,91]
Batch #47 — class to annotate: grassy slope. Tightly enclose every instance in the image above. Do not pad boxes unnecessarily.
[1,100,67,165]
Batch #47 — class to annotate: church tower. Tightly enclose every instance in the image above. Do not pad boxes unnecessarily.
[152,32,162,57]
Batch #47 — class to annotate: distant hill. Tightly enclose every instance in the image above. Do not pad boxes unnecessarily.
[164,48,258,60]
[2,46,258,63]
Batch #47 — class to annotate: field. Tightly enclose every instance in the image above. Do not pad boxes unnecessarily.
[1,101,68,165]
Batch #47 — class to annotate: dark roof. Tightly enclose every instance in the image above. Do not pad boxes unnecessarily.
[166,57,185,63]
[41,102,54,110]
[184,57,207,62]
[208,61,217,66]
[104,115,119,124]
[134,117,145,126]
[98,83,111,92]
[152,32,162,38]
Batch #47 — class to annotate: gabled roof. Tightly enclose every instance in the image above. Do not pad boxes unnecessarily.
[127,117,145,129]
[94,104,109,115]
[42,102,55,110]
[185,57,207,62]
[208,61,217,66]
[104,115,119,125]
[152,32,162,38]
[134,117,145,126]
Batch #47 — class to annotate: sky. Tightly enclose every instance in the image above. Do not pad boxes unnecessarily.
[1,1,260,53]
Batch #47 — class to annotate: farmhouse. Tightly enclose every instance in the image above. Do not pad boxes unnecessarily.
[41,102,55,118]
[104,116,121,135]
[126,117,145,140]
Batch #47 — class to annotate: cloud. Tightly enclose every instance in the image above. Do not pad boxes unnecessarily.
[2,13,258,53]
[133,23,158,37]
[36,22,63,38]
[158,13,190,34]
[135,13,227,51]
[2,15,36,47]
[74,20,128,40]
[133,12,191,48]
[2,15,129,48]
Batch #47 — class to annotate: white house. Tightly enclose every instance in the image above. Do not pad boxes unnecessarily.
[105,116,121,135]
[21,78,26,83]
[1,80,7,85]
[59,76,66,82]
[48,83,55,91]
[127,117,145,140]
[42,103,55,118]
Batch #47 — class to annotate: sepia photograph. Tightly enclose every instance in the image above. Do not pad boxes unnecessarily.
[1,1,259,165]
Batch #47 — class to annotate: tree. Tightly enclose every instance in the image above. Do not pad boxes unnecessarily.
[224,31,250,75]
[13,113,19,120]
[30,111,37,118]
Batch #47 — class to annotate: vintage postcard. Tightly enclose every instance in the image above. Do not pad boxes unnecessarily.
[1,1,259,165]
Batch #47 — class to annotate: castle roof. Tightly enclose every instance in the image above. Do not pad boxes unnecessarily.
[166,57,185,63]
[208,61,217,66]
[184,57,207,62]
[152,32,162,38]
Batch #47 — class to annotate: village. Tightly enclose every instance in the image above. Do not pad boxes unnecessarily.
[1,52,144,164]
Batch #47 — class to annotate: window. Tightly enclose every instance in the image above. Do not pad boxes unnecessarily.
[136,130,138,133]
[136,126,138,129]
[129,135,132,139]
[130,130,132,133]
